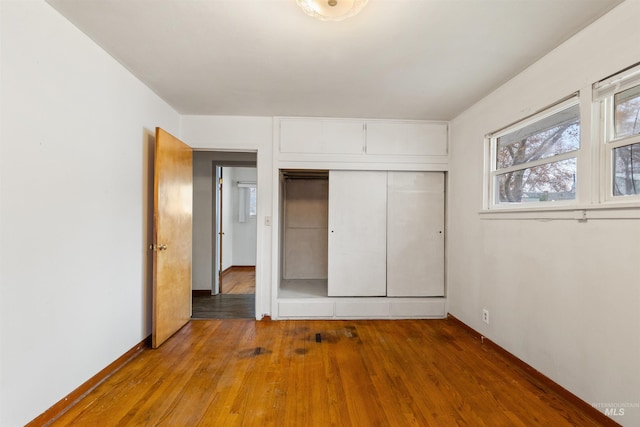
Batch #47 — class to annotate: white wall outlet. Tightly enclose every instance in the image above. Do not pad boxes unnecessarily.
[264,216,272,226]
[482,309,489,324]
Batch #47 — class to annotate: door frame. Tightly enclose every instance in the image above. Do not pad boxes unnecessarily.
[192,151,257,303]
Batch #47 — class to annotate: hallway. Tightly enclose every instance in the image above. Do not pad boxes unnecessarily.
[192,268,255,319]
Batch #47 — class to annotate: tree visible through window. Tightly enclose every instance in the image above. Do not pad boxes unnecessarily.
[613,84,640,196]
[489,100,580,206]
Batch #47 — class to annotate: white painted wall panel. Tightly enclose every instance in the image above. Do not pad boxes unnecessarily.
[279,301,334,317]
[389,300,446,317]
[335,301,389,317]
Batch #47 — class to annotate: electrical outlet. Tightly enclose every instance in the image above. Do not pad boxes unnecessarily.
[482,309,489,324]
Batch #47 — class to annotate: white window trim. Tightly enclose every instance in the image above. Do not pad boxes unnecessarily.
[594,63,640,205]
[484,95,582,211]
[480,64,640,220]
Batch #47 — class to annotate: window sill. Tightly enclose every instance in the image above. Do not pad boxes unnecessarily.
[479,203,640,220]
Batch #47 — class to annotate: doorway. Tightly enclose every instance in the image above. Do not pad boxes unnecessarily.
[191,152,257,318]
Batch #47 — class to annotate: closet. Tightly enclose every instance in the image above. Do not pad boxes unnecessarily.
[279,169,445,299]
[274,117,448,319]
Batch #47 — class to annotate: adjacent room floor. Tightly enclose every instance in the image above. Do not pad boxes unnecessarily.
[192,267,255,319]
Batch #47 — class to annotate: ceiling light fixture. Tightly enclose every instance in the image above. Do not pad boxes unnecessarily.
[296,0,368,21]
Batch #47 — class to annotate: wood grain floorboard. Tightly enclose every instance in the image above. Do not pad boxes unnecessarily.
[193,268,255,319]
[49,319,613,427]
[222,268,255,294]
[192,294,255,319]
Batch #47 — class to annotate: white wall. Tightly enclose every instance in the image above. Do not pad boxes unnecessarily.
[0,1,180,426]
[230,167,258,266]
[180,116,272,317]
[448,1,640,425]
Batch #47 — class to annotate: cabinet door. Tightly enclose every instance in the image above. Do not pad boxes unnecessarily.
[280,119,364,154]
[387,172,444,296]
[328,171,387,296]
[366,121,448,156]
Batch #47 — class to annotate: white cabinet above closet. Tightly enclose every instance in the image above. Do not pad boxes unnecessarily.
[279,119,364,154]
[365,121,447,156]
[276,117,448,168]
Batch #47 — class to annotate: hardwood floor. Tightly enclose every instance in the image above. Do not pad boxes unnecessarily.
[221,267,255,294]
[192,294,255,319]
[49,319,613,427]
[192,267,256,319]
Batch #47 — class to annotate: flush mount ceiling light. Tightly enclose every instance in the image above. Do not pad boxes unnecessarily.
[296,0,369,21]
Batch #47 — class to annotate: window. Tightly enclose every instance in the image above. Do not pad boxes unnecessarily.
[238,182,257,222]
[249,186,257,217]
[487,97,581,208]
[595,64,640,201]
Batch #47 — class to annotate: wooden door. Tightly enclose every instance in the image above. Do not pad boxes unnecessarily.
[387,171,444,296]
[152,128,193,348]
[328,170,387,296]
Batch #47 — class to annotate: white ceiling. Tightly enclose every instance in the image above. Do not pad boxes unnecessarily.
[46,0,623,120]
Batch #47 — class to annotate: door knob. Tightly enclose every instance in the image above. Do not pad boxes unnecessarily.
[150,244,168,251]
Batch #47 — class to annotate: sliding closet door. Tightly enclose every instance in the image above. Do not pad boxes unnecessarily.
[387,171,444,296]
[328,170,387,296]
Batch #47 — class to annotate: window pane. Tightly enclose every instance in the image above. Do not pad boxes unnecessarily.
[495,158,577,204]
[613,142,640,196]
[496,104,580,169]
[614,84,640,139]
[249,187,257,216]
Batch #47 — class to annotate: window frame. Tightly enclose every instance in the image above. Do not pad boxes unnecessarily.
[248,186,258,218]
[595,64,640,204]
[485,95,582,210]
[237,181,257,222]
